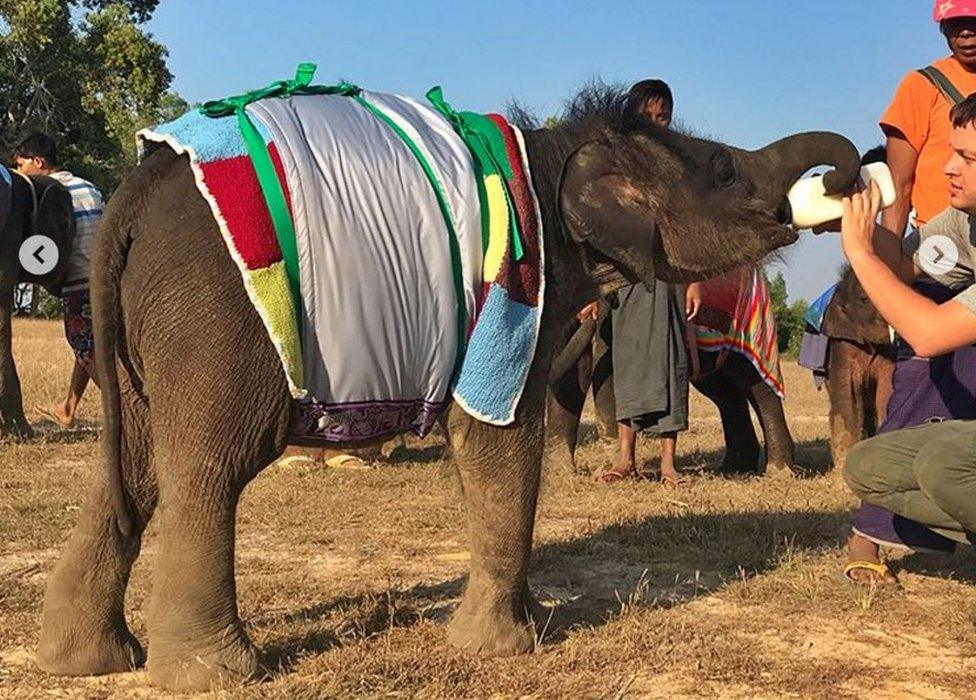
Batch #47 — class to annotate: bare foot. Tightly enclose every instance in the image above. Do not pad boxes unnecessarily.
[844,533,899,585]
[34,405,74,430]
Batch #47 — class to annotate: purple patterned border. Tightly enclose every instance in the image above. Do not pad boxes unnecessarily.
[290,397,448,444]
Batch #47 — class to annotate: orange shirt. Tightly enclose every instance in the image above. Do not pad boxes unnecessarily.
[880,56,976,226]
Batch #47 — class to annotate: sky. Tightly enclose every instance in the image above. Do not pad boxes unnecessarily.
[147,0,946,303]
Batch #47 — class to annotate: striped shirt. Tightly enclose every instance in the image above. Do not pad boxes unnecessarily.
[51,171,103,293]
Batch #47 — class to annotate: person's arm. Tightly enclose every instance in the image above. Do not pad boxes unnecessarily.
[815,216,917,282]
[842,184,976,357]
[868,220,920,283]
[685,282,702,321]
[880,132,918,237]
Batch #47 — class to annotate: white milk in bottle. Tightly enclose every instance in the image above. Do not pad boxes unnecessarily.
[787,162,897,229]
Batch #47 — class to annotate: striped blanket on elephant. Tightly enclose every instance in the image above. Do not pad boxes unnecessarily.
[137,65,543,443]
[693,266,785,397]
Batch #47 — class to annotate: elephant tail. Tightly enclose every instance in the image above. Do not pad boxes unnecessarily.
[91,177,136,540]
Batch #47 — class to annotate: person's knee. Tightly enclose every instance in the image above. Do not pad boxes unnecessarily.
[914,441,973,518]
[843,439,882,498]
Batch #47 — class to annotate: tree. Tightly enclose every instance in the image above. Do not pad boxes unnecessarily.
[0,0,182,191]
[768,271,808,358]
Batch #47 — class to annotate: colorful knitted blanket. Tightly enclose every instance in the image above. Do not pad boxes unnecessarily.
[137,65,543,443]
[804,283,838,334]
[694,267,785,398]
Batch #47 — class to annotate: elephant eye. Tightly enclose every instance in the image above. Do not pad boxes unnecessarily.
[711,149,736,187]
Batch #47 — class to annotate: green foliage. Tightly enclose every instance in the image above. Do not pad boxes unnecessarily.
[768,271,808,360]
[0,0,183,192]
[34,286,62,319]
[78,0,158,23]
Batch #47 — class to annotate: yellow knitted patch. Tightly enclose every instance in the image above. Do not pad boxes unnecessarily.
[482,173,510,281]
[245,261,305,392]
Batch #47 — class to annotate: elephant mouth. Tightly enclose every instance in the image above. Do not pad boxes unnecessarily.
[774,197,793,226]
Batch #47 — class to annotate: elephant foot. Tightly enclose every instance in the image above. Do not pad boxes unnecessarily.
[542,442,578,476]
[36,624,144,676]
[766,460,803,476]
[764,460,797,478]
[0,417,34,442]
[716,455,761,477]
[147,625,264,692]
[448,581,542,656]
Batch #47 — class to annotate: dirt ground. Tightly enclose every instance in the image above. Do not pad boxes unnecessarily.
[2,318,976,698]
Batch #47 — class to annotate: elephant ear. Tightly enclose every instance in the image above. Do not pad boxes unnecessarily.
[821,271,890,346]
[557,140,659,285]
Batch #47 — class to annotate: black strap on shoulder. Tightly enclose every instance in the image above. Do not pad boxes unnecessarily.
[917,65,967,106]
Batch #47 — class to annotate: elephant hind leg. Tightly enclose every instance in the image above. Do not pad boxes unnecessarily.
[37,389,155,676]
[747,381,795,476]
[141,341,290,692]
[694,371,760,475]
[446,399,545,656]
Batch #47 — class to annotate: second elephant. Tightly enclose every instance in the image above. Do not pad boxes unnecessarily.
[817,267,895,470]
[547,270,796,476]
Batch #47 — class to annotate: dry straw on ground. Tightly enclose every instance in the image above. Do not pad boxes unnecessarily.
[2,319,975,698]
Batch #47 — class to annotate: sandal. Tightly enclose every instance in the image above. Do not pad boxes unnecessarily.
[596,466,635,483]
[324,454,373,470]
[659,472,688,488]
[843,560,899,586]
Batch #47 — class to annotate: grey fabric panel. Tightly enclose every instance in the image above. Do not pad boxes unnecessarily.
[611,281,689,434]
[249,92,482,406]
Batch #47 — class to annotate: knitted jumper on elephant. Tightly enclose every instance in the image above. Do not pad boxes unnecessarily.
[138,68,543,443]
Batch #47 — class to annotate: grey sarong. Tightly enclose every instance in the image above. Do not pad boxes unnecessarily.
[611,281,689,435]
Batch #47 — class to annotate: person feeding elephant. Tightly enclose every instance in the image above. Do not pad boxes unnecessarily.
[14,132,103,429]
[839,92,976,568]
[583,79,703,486]
[837,2,976,583]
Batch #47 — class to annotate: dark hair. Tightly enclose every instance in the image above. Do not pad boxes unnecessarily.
[14,131,59,166]
[860,145,886,166]
[951,93,976,129]
[624,79,673,119]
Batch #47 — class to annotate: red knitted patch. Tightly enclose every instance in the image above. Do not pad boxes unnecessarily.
[199,143,293,270]
[487,114,541,307]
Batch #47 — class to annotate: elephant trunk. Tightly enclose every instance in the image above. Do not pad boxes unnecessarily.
[549,317,598,382]
[752,131,862,199]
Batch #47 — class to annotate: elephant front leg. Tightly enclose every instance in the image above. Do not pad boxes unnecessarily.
[0,302,32,439]
[37,478,149,675]
[447,407,544,656]
[145,478,262,692]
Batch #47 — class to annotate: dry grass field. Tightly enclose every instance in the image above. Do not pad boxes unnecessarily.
[3,318,976,698]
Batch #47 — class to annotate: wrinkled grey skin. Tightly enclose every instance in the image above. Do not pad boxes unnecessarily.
[546,313,795,477]
[0,174,75,439]
[821,267,895,469]
[35,101,859,692]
